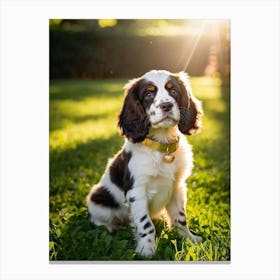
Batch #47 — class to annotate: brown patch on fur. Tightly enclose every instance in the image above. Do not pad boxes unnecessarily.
[90,186,119,208]
[147,84,156,91]
[171,72,203,135]
[109,149,133,194]
[118,78,151,143]
[165,82,173,89]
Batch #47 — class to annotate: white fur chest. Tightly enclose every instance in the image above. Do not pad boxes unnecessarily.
[128,146,178,215]
[146,172,174,216]
[125,137,193,216]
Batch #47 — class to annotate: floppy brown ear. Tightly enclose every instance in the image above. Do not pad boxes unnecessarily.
[175,72,203,135]
[118,78,150,143]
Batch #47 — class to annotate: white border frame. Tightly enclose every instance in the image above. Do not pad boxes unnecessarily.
[1,1,279,279]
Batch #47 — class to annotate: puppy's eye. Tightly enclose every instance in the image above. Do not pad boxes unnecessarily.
[170,88,177,95]
[145,91,154,98]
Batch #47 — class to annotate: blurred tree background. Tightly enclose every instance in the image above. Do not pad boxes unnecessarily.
[49,19,230,80]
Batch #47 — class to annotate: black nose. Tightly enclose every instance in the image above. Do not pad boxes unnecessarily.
[159,102,173,112]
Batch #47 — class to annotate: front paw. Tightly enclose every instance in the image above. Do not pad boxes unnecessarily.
[190,234,202,244]
[135,239,156,258]
[177,228,203,244]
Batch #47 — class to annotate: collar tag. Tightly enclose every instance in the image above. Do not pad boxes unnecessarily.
[163,153,175,163]
[141,137,179,164]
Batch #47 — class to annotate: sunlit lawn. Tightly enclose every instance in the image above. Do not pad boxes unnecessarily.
[49,76,230,261]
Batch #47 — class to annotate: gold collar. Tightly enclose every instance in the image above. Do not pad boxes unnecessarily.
[141,137,180,163]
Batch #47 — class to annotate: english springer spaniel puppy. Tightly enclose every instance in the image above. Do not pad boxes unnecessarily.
[87,70,203,257]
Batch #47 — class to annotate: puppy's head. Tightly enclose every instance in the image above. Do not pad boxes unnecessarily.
[118,70,203,143]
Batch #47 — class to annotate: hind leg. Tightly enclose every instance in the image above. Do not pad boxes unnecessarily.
[87,185,129,232]
[88,202,116,232]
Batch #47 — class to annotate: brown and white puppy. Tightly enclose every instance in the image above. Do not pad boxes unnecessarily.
[87,70,203,257]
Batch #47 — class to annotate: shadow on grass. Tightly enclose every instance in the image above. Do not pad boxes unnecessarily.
[49,110,119,132]
[50,134,123,197]
[50,208,138,261]
[50,79,126,101]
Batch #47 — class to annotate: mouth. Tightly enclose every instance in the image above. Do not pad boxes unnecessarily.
[152,115,179,126]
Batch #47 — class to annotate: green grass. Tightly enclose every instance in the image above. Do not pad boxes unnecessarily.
[49,76,230,261]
